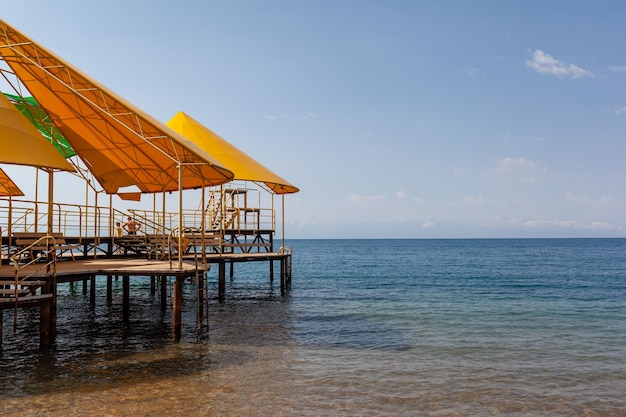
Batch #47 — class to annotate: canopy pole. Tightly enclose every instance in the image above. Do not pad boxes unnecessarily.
[201,182,206,267]
[152,193,157,234]
[47,169,53,236]
[219,184,224,254]
[94,188,98,242]
[7,193,13,254]
[34,168,39,233]
[177,164,183,270]
[162,190,166,262]
[84,179,89,237]
[281,194,285,251]
[162,190,166,234]
[109,193,113,236]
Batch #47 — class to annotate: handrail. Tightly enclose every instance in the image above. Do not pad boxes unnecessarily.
[10,235,58,278]
[9,207,34,232]
[9,235,57,328]
[1,186,278,241]
[128,208,176,235]
[277,246,291,255]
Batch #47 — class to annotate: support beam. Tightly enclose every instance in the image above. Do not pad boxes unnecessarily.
[106,275,112,305]
[286,255,292,286]
[218,260,226,298]
[122,275,130,321]
[90,275,96,306]
[160,276,167,310]
[40,301,51,347]
[51,275,57,335]
[280,258,285,294]
[172,276,183,342]
[269,260,274,282]
[197,273,204,332]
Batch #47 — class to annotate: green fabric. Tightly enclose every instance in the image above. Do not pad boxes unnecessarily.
[2,92,76,158]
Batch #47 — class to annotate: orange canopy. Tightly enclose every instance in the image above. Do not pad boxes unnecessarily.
[0,20,233,194]
[0,167,24,196]
[167,112,299,194]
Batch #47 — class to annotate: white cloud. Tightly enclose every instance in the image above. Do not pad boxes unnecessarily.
[564,191,590,204]
[614,106,626,114]
[522,219,576,228]
[526,50,592,79]
[521,219,620,230]
[598,195,615,205]
[452,168,466,177]
[462,67,479,77]
[493,156,543,183]
[422,220,435,229]
[564,192,615,206]
[609,66,626,72]
[588,221,622,230]
[462,194,484,205]
[265,112,315,121]
[348,194,386,204]
[396,190,406,200]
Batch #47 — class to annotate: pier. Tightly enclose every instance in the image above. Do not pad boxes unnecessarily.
[0,20,298,349]
[0,237,293,347]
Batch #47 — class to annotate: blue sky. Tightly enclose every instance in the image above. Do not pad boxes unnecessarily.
[3,1,626,238]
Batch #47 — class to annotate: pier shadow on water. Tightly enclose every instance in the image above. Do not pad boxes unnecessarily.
[0,274,294,401]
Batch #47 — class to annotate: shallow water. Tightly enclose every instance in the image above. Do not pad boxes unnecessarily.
[1,239,626,416]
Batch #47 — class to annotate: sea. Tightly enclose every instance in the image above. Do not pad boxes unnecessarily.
[1,238,625,416]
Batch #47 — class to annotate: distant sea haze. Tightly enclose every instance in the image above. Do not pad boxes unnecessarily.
[1,238,625,415]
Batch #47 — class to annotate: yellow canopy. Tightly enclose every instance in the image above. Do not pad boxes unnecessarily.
[0,93,74,172]
[0,167,24,196]
[167,112,299,194]
[0,20,233,194]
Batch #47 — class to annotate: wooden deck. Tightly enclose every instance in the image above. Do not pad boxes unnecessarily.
[0,257,200,280]
[0,250,292,347]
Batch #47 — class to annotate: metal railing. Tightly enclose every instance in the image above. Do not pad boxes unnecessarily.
[1,186,278,258]
[8,235,57,327]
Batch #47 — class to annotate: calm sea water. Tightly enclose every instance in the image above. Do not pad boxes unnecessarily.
[1,239,625,416]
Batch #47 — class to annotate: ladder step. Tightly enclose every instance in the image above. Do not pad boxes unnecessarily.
[0,288,31,295]
[0,280,47,286]
[0,293,54,304]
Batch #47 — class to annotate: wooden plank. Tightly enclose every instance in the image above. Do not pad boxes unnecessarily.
[0,280,47,286]
[0,288,30,295]
[0,293,53,305]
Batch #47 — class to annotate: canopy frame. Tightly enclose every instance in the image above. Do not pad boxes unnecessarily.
[0,20,233,195]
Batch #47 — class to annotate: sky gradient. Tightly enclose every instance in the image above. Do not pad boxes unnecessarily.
[3,1,626,238]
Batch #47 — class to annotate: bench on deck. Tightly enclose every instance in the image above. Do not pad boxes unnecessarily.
[146,234,190,260]
[184,232,221,255]
[12,232,81,262]
[114,235,151,256]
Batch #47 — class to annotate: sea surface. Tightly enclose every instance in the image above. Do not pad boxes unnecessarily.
[1,238,625,416]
